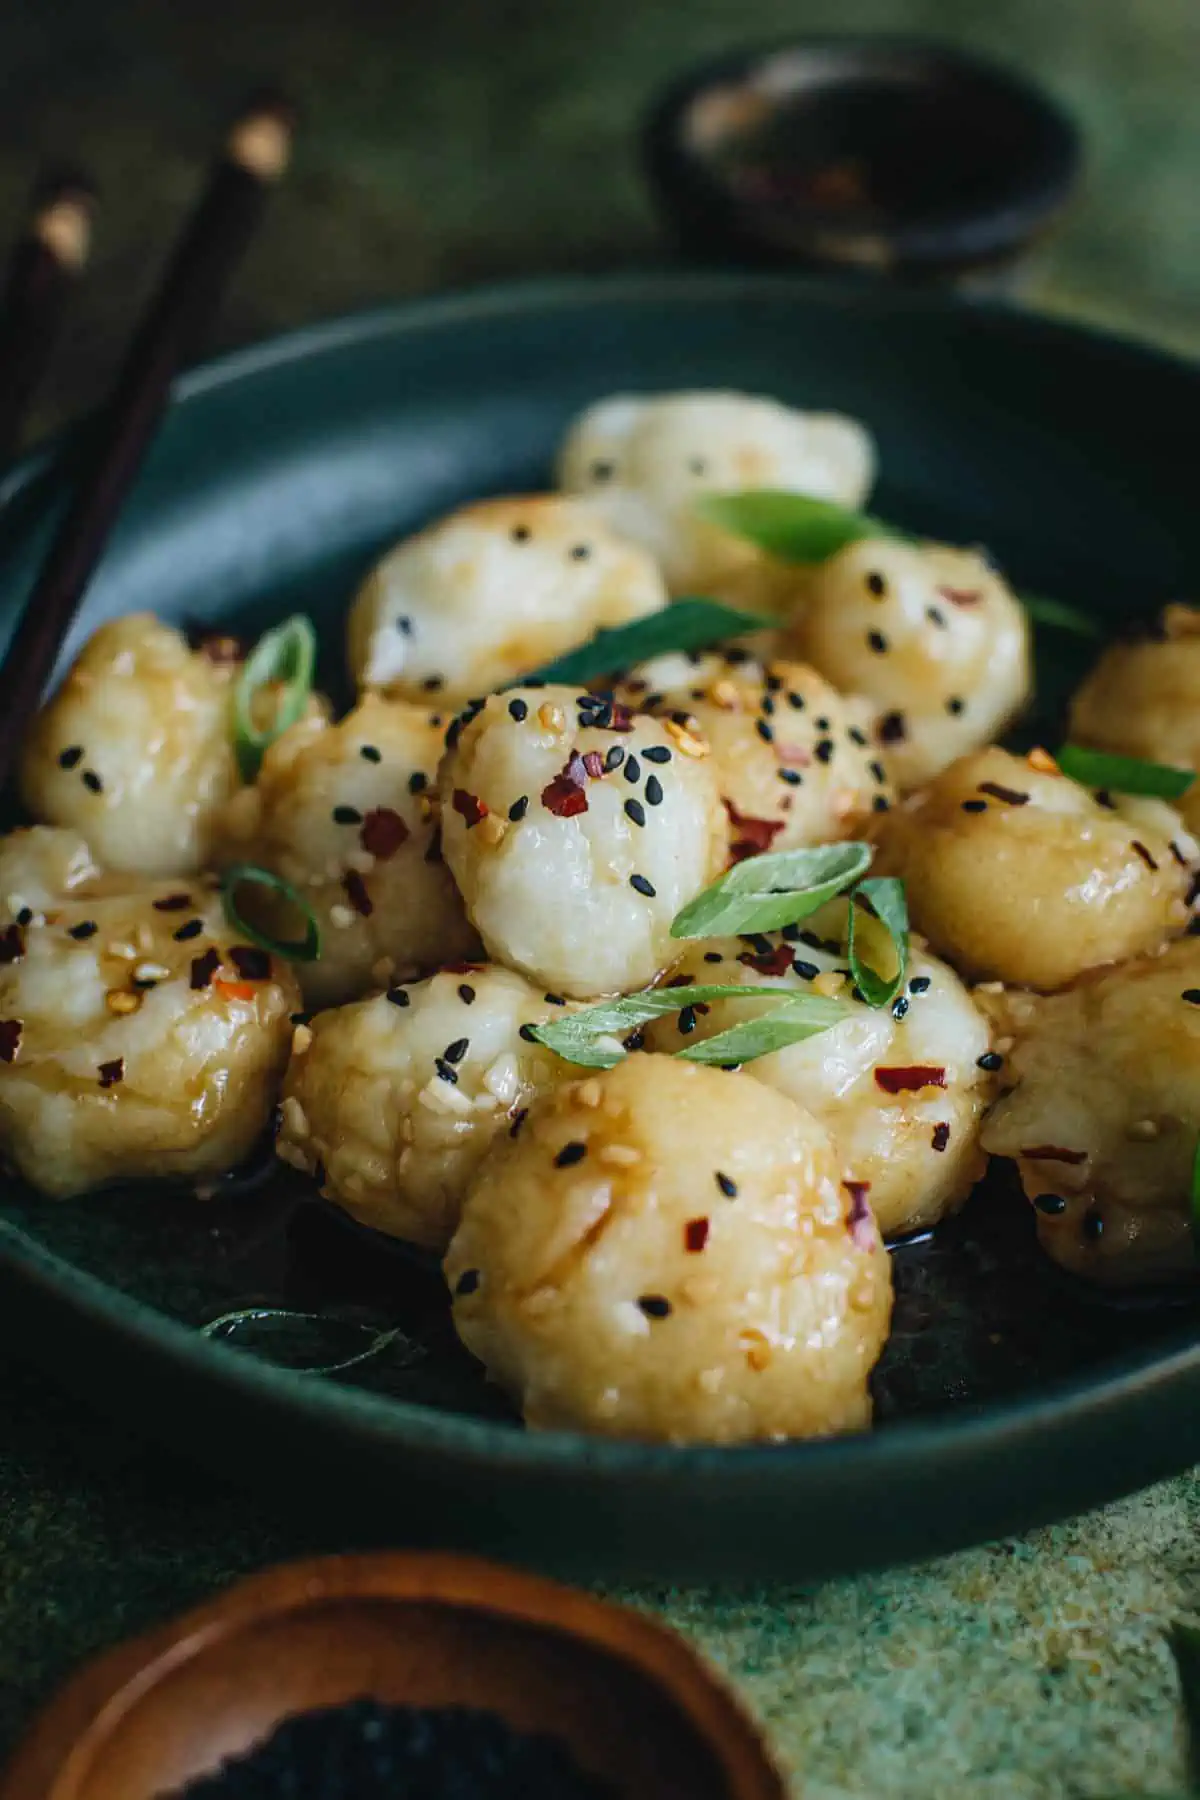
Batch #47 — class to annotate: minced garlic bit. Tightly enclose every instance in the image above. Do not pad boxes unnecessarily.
[1027,746,1059,774]
[664,717,710,758]
[476,812,509,848]
[598,1143,642,1167]
[538,702,566,732]
[105,989,142,1015]
[328,904,356,929]
[280,1094,310,1139]
[813,970,846,998]
[291,1023,314,1055]
[1126,1117,1160,1141]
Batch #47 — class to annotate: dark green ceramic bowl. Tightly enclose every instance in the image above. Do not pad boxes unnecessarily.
[0,274,1197,1583]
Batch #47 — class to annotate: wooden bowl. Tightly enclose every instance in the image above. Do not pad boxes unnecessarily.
[0,1552,785,1800]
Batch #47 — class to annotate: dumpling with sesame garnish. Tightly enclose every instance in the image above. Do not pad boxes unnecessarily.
[980,937,1200,1286]
[644,907,993,1239]
[871,746,1196,992]
[445,1054,892,1443]
[277,965,574,1251]
[0,826,298,1199]
[438,684,726,1000]
[218,693,479,1008]
[1069,604,1200,835]
[614,650,893,856]
[19,614,246,877]
[347,496,667,706]
[556,391,875,600]
[788,540,1031,788]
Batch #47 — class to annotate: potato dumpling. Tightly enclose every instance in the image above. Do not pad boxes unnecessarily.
[219,693,478,1008]
[981,938,1200,1285]
[0,827,298,1198]
[19,614,244,876]
[1069,604,1200,835]
[615,650,892,855]
[645,912,993,1238]
[347,496,666,706]
[788,540,1031,788]
[439,684,726,999]
[277,965,572,1251]
[446,1055,892,1443]
[556,390,875,597]
[872,747,1194,991]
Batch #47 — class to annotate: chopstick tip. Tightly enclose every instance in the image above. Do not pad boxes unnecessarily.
[227,86,297,183]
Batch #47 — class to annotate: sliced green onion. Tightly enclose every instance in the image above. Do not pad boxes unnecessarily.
[847,877,909,1009]
[670,842,872,941]
[528,984,799,1069]
[1019,592,1105,639]
[233,614,317,781]
[676,993,850,1065]
[221,863,321,962]
[525,598,774,686]
[1056,744,1195,800]
[697,490,890,564]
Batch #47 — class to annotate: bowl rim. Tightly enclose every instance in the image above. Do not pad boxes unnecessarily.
[641,33,1083,270]
[0,1550,786,1799]
[1,270,1198,1493]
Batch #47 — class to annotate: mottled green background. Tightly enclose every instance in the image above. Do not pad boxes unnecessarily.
[0,0,1198,1794]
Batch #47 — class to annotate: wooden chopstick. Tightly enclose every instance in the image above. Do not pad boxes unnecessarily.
[0,89,295,792]
[0,169,97,464]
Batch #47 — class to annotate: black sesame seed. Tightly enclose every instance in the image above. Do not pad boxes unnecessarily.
[624,755,641,784]
[927,606,947,628]
[570,544,590,560]
[15,908,32,927]
[454,1269,480,1296]
[793,960,818,979]
[778,768,802,787]
[544,993,566,1006]
[815,716,830,732]
[848,725,867,745]
[408,771,427,794]
[869,760,887,783]
[977,1051,1003,1071]
[434,1058,459,1084]
[638,1294,672,1319]
[788,692,806,711]
[931,1122,951,1152]
[508,698,529,722]
[508,795,530,822]
[68,920,97,940]
[762,695,776,717]
[704,950,724,963]
[678,1005,697,1034]
[387,986,411,1007]
[1082,1207,1104,1243]
[909,976,932,995]
[1182,989,1200,1005]
[623,1027,646,1051]
[604,745,624,771]
[81,769,103,793]
[1094,789,1117,810]
[359,744,382,763]
[715,1171,738,1197]
[457,984,476,1004]
[866,572,887,597]
[755,719,774,744]
[644,774,664,807]
[518,1023,540,1043]
[872,796,891,812]
[946,697,965,716]
[878,711,906,744]
[395,615,413,634]
[1131,840,1158,871]
[867,631,888,654]
[511,524,531,542]
[643,745,671,764]
[814,739,834,764]
[591,459,614,481]
[173,918,204,941]
[962,799,988,814]
[1034,1192,1067,1215]
[443,1037,469,1064]
[58,745,83,769]
[625,798,646,827]
[422,675,444,692]
[688,457,706,475]
[555,1140,587,1168]
[630,874,656,897]
[892,996,910,1020]
[332,804,362,825]
[765,672,784,693]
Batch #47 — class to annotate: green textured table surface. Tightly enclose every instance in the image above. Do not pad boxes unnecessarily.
[0,1,1198,1794]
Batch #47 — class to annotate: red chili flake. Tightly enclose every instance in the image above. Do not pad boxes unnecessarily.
[98,1057,125,1089]
[443,961,486,974]
[0,1019,22,1062]
[977,781,1030,806]
[724,799,785,862]
[1020,1144,1088,1165]
[189,947,221,991]
[938,586,982,607]
[581,750,606,779]
[359,807,410,860]
[843,1180,875,1250]
[342,870,374,917]
[452,789,489,828]
[608,702,635,732]
[193,631,244,664]
[878,711,907,744]
[684,1217,710,1253]
[229,945,272,981]
[874,1064,947,1094]
[776,741,812,767]
[738,941,794,977]
[0,924,24,964]
[541,753,591,818]
[931,1122,951,1152]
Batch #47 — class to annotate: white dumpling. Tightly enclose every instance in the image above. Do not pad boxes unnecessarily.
[1069,604,1200,837]
[19,614,244,876]
[615,650,893,855]
[438,684,726,999]
[645,909,993,1238]
[277,965,573,1250]
[347,495,666,706]
[557,390,875,595]
[218,693,478,1007]
[871,746,1195,992]
[980,938,1200,1285]
[788,540,1031,787]
[445,1055,892,1443]
[0,827,299,1198]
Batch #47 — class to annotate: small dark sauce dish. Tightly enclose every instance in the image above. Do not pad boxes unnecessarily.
[644,36,1081,283]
